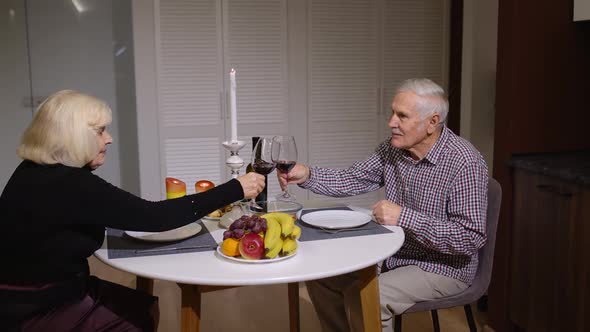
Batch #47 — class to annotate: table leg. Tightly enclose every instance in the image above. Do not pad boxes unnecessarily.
[358,264,381,332]
[179,284,201,332]
[136,276,154,295]
[288,282,300,332]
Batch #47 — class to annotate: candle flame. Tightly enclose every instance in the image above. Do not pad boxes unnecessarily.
[230,68,236,74]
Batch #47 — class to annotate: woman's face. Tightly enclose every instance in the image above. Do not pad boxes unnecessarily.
[88,126,113,169]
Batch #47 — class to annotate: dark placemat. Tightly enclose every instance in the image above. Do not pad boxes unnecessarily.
[297,206,392,241]
[106,221,217,259]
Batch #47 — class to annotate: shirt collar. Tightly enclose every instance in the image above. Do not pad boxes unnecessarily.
[421,126,449,165]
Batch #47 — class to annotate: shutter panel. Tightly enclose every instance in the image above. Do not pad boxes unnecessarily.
[165,138,222,194]
[223,0,288,198]
[157,0,224,197]
[224,0,288,133]
[308,0,381,208]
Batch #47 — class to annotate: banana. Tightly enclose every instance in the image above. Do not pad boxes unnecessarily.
[263,217,281,251]
[265,237,283,259]
[281,237,298,256]
[279,217,294,237]
[290,225,301,240]
[261,212,296,237]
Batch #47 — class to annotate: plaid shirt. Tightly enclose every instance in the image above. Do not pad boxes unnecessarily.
[301,126,488,284]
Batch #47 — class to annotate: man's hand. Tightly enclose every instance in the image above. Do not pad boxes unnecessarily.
[277,163,310,190]
[372,200,402,225]
[236,172,266,199]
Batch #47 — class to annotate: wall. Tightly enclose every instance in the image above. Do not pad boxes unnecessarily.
[0,0,32,190]
[460,0,498,171]
[489,0,590,330]
[112,0,140,195]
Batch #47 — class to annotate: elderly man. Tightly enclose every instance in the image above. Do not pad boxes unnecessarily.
[277,78,488,331]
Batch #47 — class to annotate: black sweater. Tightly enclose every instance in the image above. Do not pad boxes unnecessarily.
[0,160,243,284]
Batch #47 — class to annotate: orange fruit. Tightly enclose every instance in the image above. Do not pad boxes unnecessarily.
[221,238,240,257]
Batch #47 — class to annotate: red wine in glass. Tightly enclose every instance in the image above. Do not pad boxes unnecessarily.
[272,136,298,201]
[250,137,275,210]
[276,160,296,173]
[253,160,276,175]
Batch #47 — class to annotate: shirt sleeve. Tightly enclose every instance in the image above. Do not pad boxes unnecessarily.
[397,161,488,256]
[299,141,389,197]
[38,169,244,232]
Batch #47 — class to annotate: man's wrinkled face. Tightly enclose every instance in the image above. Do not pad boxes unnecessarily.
[388,91,431,152]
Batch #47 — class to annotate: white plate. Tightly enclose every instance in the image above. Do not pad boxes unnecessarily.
[216,246,297,264]
[301,210,371,229]
[125,223,202,242]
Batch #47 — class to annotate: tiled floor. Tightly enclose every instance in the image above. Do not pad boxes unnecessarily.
[90,257,489,331]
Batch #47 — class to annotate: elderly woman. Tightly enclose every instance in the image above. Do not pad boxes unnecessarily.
[0,90,265,331]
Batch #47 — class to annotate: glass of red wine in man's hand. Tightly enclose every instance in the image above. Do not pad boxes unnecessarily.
[250,137,276,209]
[272,135,298,201]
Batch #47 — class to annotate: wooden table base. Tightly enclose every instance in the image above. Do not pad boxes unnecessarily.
[358,265,381,332]
[137,266,380,332]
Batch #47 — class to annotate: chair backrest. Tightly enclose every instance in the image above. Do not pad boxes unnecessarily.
[404,177,502,313]
[473,177,502,293]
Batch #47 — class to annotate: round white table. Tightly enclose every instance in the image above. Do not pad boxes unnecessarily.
[95,206,404,332]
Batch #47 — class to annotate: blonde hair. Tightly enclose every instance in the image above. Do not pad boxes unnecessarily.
[17,90,112,167]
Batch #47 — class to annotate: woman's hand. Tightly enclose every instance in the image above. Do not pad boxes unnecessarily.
[372,200,402,225]
[237,172,266,199]
[276,163,310,190]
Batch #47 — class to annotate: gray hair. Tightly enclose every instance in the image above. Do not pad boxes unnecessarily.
[396,78,449,126]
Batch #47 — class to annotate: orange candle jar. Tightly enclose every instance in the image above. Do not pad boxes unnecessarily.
[165,177,186,199]
[195,180,215,193]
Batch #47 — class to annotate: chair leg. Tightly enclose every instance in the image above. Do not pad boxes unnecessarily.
[394,314,402,332]
[464,304,477,332]
[430,310,440,332]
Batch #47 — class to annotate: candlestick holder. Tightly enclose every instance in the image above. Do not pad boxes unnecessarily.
[222,140,246,179]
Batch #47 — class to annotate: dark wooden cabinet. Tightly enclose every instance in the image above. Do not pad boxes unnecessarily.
[509,169,590,332]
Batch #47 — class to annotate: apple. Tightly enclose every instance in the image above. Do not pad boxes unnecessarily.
[239,232,265,260]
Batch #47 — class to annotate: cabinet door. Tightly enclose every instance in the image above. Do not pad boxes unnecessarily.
[510,170,577,332]
[571,186,590,331]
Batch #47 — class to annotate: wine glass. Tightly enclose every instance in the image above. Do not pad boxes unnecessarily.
[272,135,298,201]
[250,137,276,209]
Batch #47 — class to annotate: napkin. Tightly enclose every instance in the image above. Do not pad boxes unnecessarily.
[297,207,392,241]
[106,222,216,259]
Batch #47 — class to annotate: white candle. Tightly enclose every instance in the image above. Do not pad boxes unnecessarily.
[229,68,238,143]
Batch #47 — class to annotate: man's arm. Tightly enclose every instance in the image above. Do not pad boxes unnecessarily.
[299,141,390,197]
[398,162,488,256]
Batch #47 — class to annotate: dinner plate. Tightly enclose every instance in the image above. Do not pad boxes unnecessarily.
[301,210,371,229]
[216,246,297,264]
[125,223,202,242]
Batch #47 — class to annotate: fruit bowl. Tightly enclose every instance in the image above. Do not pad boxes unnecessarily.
[219,208,302,262]
[216,246,297,264]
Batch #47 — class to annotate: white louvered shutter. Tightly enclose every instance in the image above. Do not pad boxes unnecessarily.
[223,0,288,198]
[381,0,447,139]
[307,0,382,209]
[158,0,224,195]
